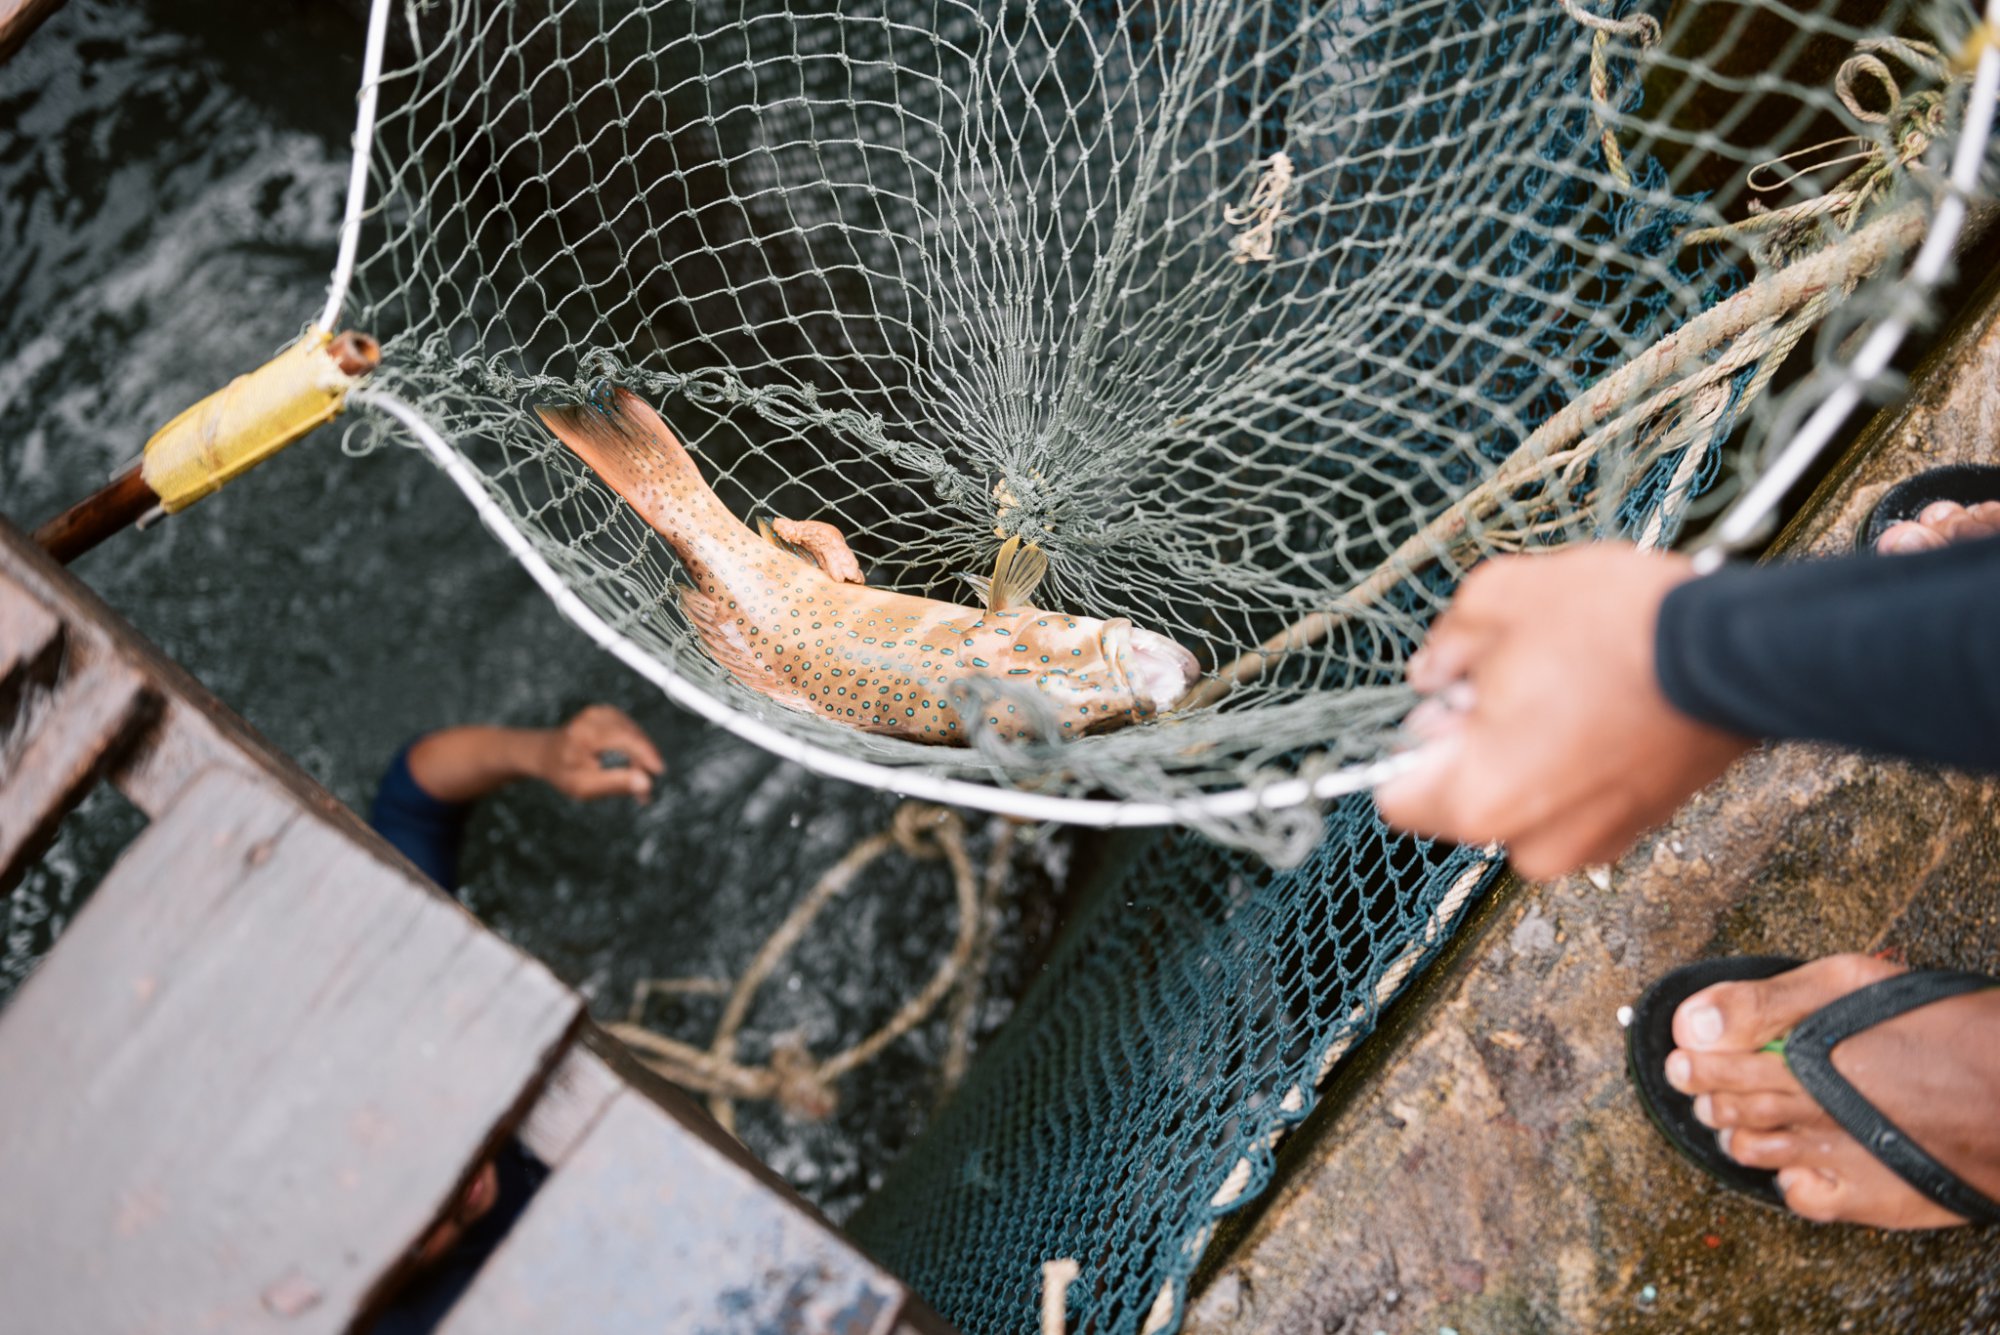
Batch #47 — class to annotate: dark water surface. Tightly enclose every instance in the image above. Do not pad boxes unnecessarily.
[0,0,1064,1220]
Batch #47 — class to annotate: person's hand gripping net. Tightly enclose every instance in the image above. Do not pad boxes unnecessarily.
[1373,544,1753,878]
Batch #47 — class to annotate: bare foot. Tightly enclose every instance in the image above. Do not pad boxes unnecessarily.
[1875,499,2000,554]
[1665,953,2000,1228]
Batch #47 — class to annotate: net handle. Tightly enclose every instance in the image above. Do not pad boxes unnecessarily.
[1694,6,2000,572]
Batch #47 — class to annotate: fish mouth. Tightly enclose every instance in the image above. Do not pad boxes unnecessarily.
[1102,619,1201,716]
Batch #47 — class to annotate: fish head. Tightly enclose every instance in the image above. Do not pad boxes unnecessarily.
[1021,616,1201,735]
[1101,618,1203,718]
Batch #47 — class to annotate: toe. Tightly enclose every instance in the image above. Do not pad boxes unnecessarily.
[1875,520,1945,554]
[1704,1087,1823,1132]
[1722,1127,1804,1170]
[1674,954,1903,1052]
[1776,1166,1848,1222]
[1937,508,2000,545]
[1968,500,2000,530]
[1776,1154,1967,1229]
[1916,499,1966,527]
[1666,1047,1792,1096]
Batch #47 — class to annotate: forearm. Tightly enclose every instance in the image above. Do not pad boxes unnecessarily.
[405,726,553,804]
[1655,536,2000,773]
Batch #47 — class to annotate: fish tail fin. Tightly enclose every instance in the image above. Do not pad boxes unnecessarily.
[535,386,708,544]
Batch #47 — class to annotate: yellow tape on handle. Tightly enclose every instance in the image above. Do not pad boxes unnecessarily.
[140,327,380,513]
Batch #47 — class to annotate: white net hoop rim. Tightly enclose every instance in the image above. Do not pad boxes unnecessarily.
[329,0,2000,832]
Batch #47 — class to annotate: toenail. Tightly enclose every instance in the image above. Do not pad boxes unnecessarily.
[1775,1168,1800,1193]
[1693,1094,1714,1127]
[1684,1003,1723,1047]
[1717,1128,1733,1157]
[1665,1051,1692,1091]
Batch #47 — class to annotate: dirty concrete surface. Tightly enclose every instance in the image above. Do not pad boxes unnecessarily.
[1181,272,2000,1333]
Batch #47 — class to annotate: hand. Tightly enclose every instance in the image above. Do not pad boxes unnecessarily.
[531,705,666,802]
[1374,544,1754,879]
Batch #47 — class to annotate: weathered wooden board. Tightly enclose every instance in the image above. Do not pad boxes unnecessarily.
[0,522,425,888]
[0,570,61,695]
[0,766,581,1334]
[0,652,153,890]
[513,1042,624,1170]
[438,1088,933,1335]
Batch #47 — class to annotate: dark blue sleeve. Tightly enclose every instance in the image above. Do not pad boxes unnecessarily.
[368,743,471,895]
[1655,535,2000,773]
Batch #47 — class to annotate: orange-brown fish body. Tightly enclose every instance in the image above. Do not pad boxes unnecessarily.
[536,387,1199,744]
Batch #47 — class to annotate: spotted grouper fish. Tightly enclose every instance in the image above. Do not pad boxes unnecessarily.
[536,387,1200,743]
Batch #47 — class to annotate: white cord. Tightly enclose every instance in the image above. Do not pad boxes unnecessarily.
[316,0,393,333]
[1695,11,2000,573]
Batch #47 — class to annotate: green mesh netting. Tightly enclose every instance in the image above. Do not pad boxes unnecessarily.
[849,811,1499,1335]
[345,0,1985,860]
[336,0,1990,1330]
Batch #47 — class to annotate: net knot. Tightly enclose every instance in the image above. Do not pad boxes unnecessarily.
[990,472,1057,543]
[891,801,964,860]
[768,1035,840,1121]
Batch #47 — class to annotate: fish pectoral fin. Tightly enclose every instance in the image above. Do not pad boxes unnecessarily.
[678,587,808,711]
[957,571,994,604]
[757,517,812,564]
[768,516,866,585]
[984,535,1049,612]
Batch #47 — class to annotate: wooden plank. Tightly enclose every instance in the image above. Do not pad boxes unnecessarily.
[514,1044,623,1170]
[0,651,152,890]
[0,767,582,1335]
[0,522,428,892]
[0,571,61,695]
[437,1089,929,1335]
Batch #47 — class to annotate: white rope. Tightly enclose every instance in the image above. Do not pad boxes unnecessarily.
[315,0,392,333]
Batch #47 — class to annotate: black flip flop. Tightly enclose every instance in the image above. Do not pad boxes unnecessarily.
[1627,956,2000,1223]
[1857,462,2000,552]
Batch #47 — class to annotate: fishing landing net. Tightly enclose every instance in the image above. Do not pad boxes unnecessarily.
[302,0,2000,1332]
[334,0,1994,865]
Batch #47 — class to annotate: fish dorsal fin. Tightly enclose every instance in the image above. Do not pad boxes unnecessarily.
[984,536,1049,612]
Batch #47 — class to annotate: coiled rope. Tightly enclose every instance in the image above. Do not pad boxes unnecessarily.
[606,802,1018,1131]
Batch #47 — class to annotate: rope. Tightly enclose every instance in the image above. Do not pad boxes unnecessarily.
[940,819,1020,1099]
[605,801,996,1130]
[1222,151,1296,263]
[1689,39,1956,254]
[1181,198,1927,710]
[1558,0,1661,187]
